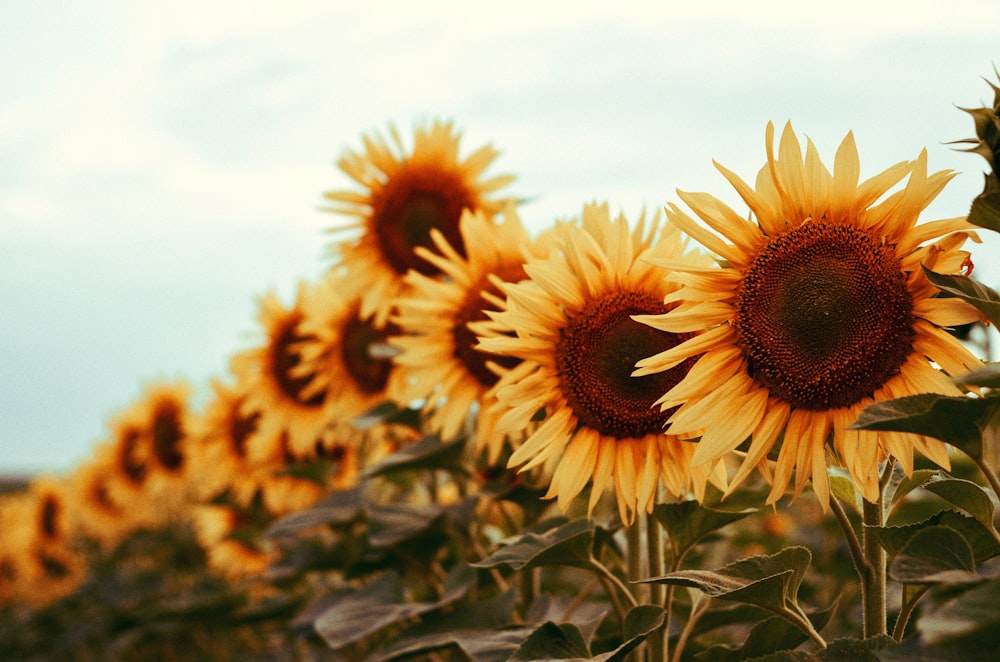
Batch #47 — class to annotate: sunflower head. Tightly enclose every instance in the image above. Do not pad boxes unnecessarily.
[478,202,722,523]
[323,119,516,323]
[636,122,984,508]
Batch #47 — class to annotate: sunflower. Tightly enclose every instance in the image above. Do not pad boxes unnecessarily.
[67,454,134,548]
[232,283,333,461]
[477,203,725,524]
[192,504,272,580]
[323,119,516,325]
[295,269,414,455]
[634,122,984,508]
[187,378,265,506]
[391,205,549,463]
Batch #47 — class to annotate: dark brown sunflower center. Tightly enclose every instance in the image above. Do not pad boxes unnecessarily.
[340,314,397,394]
[556,290,693,440]
[151,400,185,471]
[735,220,915,410]
[272,318,325,407]
[40,496,60,539]
[228,403,259,459]
[453,271,524,387]
[119,428,146,484]
[374,170,474,275]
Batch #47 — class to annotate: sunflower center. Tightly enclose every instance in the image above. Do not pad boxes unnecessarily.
[453,271,524,387]
[151,400,185,471]
[40,496,60,539]
[228,404,259,459]
[375,170,473,275]
[119,428,147,484]
[556,290,692,439]
[735,220,915,410]
[340,314,397,394]
[272,318,325,407]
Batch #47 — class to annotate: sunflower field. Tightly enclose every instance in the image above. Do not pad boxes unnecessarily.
[2,74,1000,661]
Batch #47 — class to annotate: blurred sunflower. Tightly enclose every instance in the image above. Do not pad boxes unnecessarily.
[192,503,272,579]
[391,206,547,463]
[635,122,984,507]
[136,381,195,500]
[478,203,724,524]
[296,270,413,456]
[187,378,265,506]
[67,454,134,548]
[323,119,515,325]
[232,284,332,460]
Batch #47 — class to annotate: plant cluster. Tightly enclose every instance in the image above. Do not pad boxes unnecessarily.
[2,74,1000,661]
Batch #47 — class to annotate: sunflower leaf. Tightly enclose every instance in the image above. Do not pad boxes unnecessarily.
[888,525,979,584]
[264,485,366,538]
[923,267,1000,326]
[508,605,664,662]
[651,499,759,565]
[367,590,522,662]
[869,510,1000,563]
[915,576,1000,646]
[363,433,468,478]
[886,469,939,517]
[968,189,1000,234]
[642,547,811,616]
[953,363,1000,388]
[470,518,599,571]
[849,392,1000,462]
[922,476,998,534]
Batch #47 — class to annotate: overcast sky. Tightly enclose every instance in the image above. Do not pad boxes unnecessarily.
[2,0,999,475]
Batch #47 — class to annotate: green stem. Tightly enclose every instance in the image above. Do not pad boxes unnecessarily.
[829,493,870,586]
[861,463,890,638]
[590,557,638,609]
[671,595,710,662]
[646,512,666,662]
[891,584,929,642]
[974,455,1000,503]
[626,518,648,605]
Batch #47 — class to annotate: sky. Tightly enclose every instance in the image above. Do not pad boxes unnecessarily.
[2,0,999,475]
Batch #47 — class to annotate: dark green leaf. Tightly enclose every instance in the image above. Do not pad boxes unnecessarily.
[367,501,445,548]
[870,510,1000,563]
[368,590,522,662]
[953,363,1000,388]
[886,469,938,517]
[643,547,812,614]
[353,400,422,430]
[968,190,1000,234]
[922,477,997,533]
[471,518,598,571]
[740,601,837,659]
[850,393,1000,461]
[916,576,1000,645]
[739,635,894,661]
[923,268,1000,326]
[888,526,978,584]
[508,622,592,660]
[363,433,469,478]
[652,499,758,564]
[264,485,366,538]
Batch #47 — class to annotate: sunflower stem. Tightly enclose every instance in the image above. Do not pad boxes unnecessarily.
[861,471,888,638]
[645,511,666,662]
[590,557,638,609]
[829,492,868,587]
[626,518,648,605]
[891,584,929,642]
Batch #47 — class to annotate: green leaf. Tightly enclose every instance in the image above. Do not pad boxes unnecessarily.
[888,526,979,584]
[830,469,862,514]
[470,518,598,571]
[264,485,366,538]
[740,602,837,659]
[368,590,522,662]
[923,267,1000,327]
[652,499,759,565]
[968,190,1000,234]
[916,576,1000,645]
[870,510,1000,563]
[367,501,446,548]
[953,363,1000,388]
[850,392,1000,462]
[922,477,998,533]
[363,433,469,478]
[508,622,592,660]
[643,547,811,614]
[886,469,938,517]
[313,567,474,651]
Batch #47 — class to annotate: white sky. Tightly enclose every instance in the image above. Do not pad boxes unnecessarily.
[2,0,999,474]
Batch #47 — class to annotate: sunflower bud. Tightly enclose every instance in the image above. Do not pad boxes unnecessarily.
[955,69,1000,231]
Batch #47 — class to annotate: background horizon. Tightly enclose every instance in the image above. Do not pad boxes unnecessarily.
[3,1,999,475]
